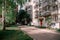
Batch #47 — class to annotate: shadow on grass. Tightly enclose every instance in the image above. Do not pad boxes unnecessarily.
[0,30,33,40]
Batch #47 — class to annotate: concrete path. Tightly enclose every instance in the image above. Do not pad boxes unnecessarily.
[19,26,60,40]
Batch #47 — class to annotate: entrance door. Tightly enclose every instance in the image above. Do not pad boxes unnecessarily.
[39,17,44,27]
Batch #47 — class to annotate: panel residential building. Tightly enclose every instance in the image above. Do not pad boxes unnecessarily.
[22,0,60,28]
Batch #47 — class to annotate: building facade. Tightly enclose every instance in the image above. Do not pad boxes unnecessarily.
[22,0,60,28]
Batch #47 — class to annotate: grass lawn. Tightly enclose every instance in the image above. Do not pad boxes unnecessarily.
[0,30,33,40]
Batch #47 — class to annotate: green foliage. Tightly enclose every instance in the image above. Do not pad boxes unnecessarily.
[17,10,31,23]
[0,0,2,15]
[19,10,30,19]
[6,0,16,9]
[0,0,26,26]
[45,16,52,21]
[45,16,52,25]
[5,0,16,26]
[0,6,2,15]
[16,0,25,6]
[0,0,2,5]
[37,26,46,28]
[57,29,60,32]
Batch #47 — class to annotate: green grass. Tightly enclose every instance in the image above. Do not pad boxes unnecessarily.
[0,30,33,40]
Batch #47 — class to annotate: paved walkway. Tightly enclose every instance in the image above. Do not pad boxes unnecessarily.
[19,26,60,40]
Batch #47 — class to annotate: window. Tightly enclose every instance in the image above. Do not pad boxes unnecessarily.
[43,5,51,11]
[43,6,47,11]
[39,2,41,6]
[47,5,50,11]
[59,3,60,8]
[54,14,58,21]
[39,11,42,16]
[34,3,39,9]
[53,5,58,11]
[35,13,38,18]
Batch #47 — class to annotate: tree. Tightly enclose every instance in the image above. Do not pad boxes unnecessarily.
[4,0,16,27]
[0,0,2,15]
[16,0,25,6]
[1,0,16,30]
[16,10,31,25]
[1,0,25,30]
[0,0,3,30]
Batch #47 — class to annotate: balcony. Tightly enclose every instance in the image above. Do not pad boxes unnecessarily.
[34,3,39,9]
[42,2,48,7]
[39,10,51,17]
[51,10,58,15]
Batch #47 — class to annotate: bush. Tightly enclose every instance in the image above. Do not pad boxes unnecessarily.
[36,26,46,28]
[57,29,60,32]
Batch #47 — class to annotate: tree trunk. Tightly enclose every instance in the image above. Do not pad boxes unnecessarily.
[3,18,5,30]
[2,5,5,30]
[2,0,6,30]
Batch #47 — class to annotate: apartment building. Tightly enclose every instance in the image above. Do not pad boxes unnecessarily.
[23,0,60,28]
[24,0,40,26]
